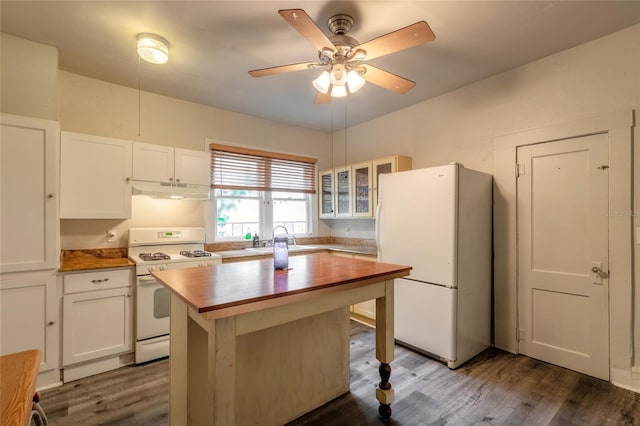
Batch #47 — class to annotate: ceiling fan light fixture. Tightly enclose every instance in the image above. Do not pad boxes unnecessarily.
[312,71,331,94]
[329,63,347,86]
[137,33,169,64]
[346,70,365,94]
[330,84,348,98]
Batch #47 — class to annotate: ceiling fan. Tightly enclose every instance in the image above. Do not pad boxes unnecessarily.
[248,9,435,104]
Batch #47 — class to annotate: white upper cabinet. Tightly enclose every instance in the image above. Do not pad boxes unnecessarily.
[334,166,352,217]
[318,155,411,219]
[133,142,210,186]
[131,142,174,183]
[174,148,210,186]
[351,161,373,217]
[319,170,335,218]
[60,132,132,219]
[1,114,59,272]
[372,155,412,212]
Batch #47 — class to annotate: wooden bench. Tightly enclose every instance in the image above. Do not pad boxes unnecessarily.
[0,349,46,426]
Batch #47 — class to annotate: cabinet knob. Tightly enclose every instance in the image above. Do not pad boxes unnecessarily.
[125,177,131,183]
[48,321,55,326]
[47,194,54,199]
[175,178,180,183]
[127,293,132,298]
[169,177,174,182]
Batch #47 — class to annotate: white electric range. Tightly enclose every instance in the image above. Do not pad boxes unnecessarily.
[128,227,221,364]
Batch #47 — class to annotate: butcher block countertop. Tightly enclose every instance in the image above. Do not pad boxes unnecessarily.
[0,349,39,426]
[59,248,134,272]
[152,252,411,315]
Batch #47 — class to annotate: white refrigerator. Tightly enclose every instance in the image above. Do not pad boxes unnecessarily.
[376,163,492,369]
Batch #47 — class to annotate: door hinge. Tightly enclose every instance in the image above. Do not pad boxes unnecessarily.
[516,163,525,178]
[597,165,610,170]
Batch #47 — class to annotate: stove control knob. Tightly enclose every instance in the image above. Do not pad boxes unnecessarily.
[148,265,156,273]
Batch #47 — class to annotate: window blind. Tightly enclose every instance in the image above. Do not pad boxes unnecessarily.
[210,143,317,194]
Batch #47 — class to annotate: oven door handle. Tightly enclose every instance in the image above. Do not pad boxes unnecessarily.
[138,276,160,286]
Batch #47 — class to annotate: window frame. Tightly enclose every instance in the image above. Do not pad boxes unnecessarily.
[209,143,316,242]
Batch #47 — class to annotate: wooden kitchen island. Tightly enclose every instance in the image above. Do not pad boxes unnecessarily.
[152,252,411,425]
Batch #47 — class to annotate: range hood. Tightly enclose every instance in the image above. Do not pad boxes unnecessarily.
[131,180,210,200]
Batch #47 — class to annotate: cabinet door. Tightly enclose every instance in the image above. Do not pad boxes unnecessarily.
[60,132,132,219]
[372,155,412,214]
[63,287,133,366]
[132,142,174,183]
[319,170,335,218]
[334,166,352,217]
[1,274,59,375]
[174,148,210,185]
[1,114,59,272]
[351,162,373,217]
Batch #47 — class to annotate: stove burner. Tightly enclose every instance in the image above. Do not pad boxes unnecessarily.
[180,250,212,258]
[139,252,171,261]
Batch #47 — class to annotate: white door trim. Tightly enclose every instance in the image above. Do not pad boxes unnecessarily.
[492,110,634,386]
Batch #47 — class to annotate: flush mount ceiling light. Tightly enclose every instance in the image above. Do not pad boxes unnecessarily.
[137,33,169,64]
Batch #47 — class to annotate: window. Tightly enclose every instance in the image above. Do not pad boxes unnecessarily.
[210,144,316,241]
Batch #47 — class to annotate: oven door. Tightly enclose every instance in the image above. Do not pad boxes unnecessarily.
[136,275,170,340]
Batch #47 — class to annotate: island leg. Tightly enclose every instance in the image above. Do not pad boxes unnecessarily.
[169,294,188,426]
[375,280,395,422]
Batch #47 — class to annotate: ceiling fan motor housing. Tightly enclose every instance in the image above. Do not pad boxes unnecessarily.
[328,14,354,35]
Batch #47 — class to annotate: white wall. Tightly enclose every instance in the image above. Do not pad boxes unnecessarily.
[332,24,639,390]
[0,33,58,120]
[58,71,333,248]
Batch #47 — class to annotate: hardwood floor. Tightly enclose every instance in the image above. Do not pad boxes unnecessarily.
[41,321,640,425]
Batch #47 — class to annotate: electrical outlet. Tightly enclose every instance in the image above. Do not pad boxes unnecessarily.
[107,229,117,243]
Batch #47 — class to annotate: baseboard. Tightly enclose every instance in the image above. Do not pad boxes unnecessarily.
[62,352,134,383]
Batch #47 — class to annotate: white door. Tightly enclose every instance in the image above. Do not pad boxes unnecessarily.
[517,133,609,380]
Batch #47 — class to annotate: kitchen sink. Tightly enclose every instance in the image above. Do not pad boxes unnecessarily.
[244,245,319,254]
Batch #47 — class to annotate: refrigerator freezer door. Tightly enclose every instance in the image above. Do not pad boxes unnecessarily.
[378,165,457,287]
[394,278,456,361]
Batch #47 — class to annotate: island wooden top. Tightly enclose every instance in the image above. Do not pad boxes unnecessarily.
[152,252,411,314]
[0,349,40,426]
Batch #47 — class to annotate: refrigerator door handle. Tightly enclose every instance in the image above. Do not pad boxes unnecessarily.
[375,199,382,258]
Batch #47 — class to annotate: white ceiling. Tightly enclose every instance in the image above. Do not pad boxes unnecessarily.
[1,1,639,132]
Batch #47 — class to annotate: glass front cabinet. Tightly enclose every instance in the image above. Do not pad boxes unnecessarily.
[334,166,352,217]
[372,155,412,212]
[351,161,373,217]
[318,155,411,219]
[319,170,335,218]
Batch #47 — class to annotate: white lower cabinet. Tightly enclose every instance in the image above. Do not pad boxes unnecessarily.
[62,268,134,382]
[0,271,61,389]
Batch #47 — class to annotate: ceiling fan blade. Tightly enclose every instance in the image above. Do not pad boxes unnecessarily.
[279,9,336,53]
[314,89,332,104]
[248,61,318,77]
[357,21,435,60]
[361,65,416,94]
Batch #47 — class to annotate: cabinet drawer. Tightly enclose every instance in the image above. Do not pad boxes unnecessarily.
[64,268,133,294]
